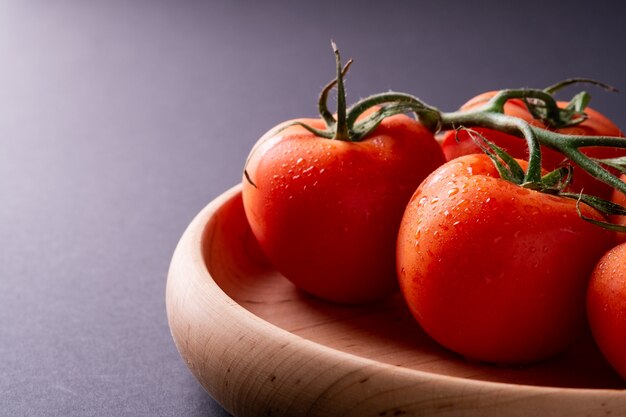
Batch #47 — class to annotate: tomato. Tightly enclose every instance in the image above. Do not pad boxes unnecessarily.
[440,91,625,199]
[396,154,614,364]
[587,242,626,379]
[243,113,445,304]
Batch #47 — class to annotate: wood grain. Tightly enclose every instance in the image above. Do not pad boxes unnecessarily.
[167,184,626,417]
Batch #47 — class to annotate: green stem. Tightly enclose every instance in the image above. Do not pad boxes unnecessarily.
[543,78,618,94]
[318,59,353,129]
[439,107,626,197]
[337,85,626,199]
[486,89,560,123]
[331,42,349,141]
[440,110,543,183]
[548,135,626,148]
[346,92,441,133]
[519,121,543,185]
[535,129,626,196]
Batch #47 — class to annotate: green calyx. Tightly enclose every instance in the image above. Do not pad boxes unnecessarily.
[459,127,572,193]
[437,81,626,231]
[484,78,618,130]
[284,42,441,142]
[457,125,626,232]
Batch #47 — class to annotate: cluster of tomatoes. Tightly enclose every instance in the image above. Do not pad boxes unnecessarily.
[241,65,626,379]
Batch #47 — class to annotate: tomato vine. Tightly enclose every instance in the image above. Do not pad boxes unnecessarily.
[334,74,626,229]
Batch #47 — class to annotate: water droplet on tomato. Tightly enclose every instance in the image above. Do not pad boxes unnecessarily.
[454,199,467,208]
[447,188,459,196]
[430,197,439,205]
[418,197,428,206]
[296,157,304,165]
[541,203,552,212]
[319,168,326,174]
[292,175,300,180]
[523,205,540,215]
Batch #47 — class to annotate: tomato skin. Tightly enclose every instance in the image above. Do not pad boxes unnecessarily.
[243,114,445,304]
[587,242,626,379]
[397,154,614,364]
[441,91,625,199]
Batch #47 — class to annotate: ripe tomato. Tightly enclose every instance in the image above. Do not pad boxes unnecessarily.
[396,154,614,364]
[440,91,625,199]
[587,242,626,379]
[243,113,445,304]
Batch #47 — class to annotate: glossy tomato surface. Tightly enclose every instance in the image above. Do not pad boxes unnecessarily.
[243,114,445,304]
[397,154,614,364]
[441,91,625,199]
[587,242,626,380]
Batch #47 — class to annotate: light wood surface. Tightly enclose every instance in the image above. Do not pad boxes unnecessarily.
[166,184,626,416]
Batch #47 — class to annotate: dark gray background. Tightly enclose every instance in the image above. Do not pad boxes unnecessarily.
[2,1,626,416]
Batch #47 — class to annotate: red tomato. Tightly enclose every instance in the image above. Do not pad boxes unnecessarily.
[243,114,445,304]
[440,91,625,199]
[587,242,626,379]
[396,154,614,364]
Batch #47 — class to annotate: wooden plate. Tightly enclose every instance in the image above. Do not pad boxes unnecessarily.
[166,184,626,416]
